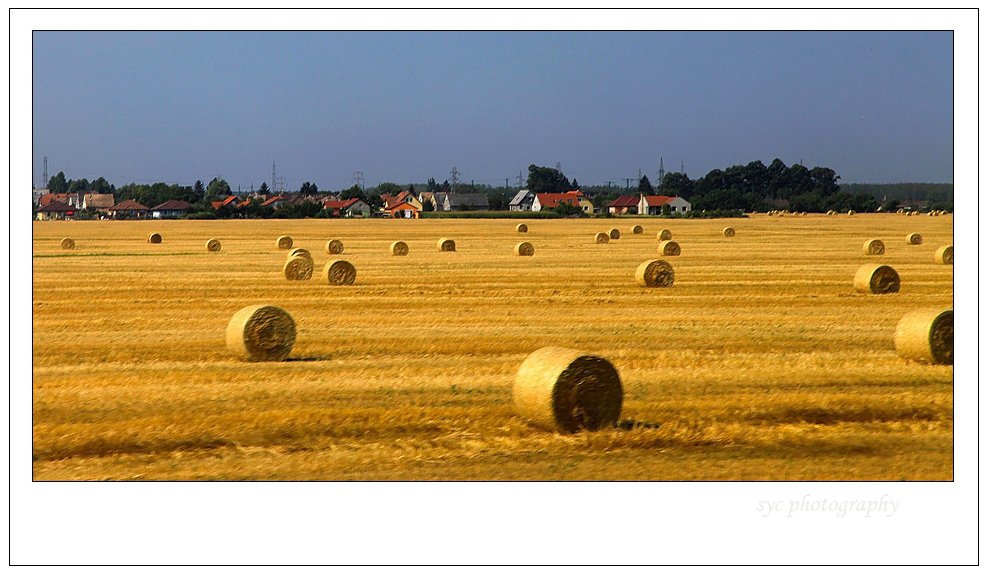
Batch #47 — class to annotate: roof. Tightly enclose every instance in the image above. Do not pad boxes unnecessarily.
[39,193,71,207]
[447,193,489,208]
[385,201,420,212]
[84,193,115,208]
[536,192,583,209]
[324,198,362,210]
[260,195,285,207]
[606,195,640,208]
[641,195,676,207]
[509,189,534,206]
[109,199,149,211]
[151,199,193,211]
[37,200,74,212]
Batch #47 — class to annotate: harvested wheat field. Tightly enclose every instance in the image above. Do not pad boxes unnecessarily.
[32,214,953,480]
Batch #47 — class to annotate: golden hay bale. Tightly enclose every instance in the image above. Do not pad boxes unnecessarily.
[516,223,528,233]
[390,241,409,256]
[609,228,621,239]
[225,304,296,362]
[326,239,344,254]
[206,238,222,252]
[906,233,923,245]
[862,238,885,255]
[935,245,953,265]
[631,225,644,235]
[658,240,681,256]
[147,232,162,244]
[287,247,312,261]
[283,256,314,281]
[437,238,456,252]
[658,229,672,241]
[515,241,535,256]
[853,264,900,294]
[324,259,356,285]
[778,211,785,218]
[723,227,736,238]
[847,210,855,216]
[276,235,293,250]
[513,346,623,433]
[60,238,75,250]
[594,232,610,244]
[634,259,674,287]
[894,309,953,365]
[907,211,915,217]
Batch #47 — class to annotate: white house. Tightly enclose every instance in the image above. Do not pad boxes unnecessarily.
[638,195,692,215]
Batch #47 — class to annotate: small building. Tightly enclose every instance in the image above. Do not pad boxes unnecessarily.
[606,195,640,215]
[384,201,421,219]
[323,198,370,217]
[151,199,194,218]
[107,199,149,220]
[638,195,692,215]
[508,189,535,211]
[211,196,240,210]
[432,192,451,211]
[394,190,423,211]
[84,193,115,213]
[36,200,75,221]
[260,195,287,209]
[533,191,589,213]
[447,193,489,211]
[39,193,72,207]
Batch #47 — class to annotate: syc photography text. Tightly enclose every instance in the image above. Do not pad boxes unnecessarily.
[758,494,899,518]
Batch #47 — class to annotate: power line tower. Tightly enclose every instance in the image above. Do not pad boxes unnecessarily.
[42,156,48,189]
[517,170,524,188]
[680,159,685,174]
[623,177,635,190]
[449,167,460,192]
[351,171,365,191]
[272,159,276,192]
[658,157,665,185]
[556,162,562,172]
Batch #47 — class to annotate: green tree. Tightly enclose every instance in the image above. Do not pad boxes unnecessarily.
[206,177,231,199]
[571,178,580,190]
[341,185,364,201]
[375,182,403,197]
[638,174,654,195]
[193,180,206,201]
[86,177,113,195]
[553,203,585,217]
[883,198,900,212]
[299,182,318,195]
[427,177,438,193]
[68,178,89,193]
[661,172,694,198]
[47,171,68,194]
[258,182,270,195]
[526,164,571,194]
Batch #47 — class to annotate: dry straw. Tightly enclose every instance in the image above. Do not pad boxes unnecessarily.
[515,241,535,256]
[283,256,314,281]
[594,232,610,244]
[894,309,953,365]
[516,223,528,233]
[631,224,644,235]
[907,233,923,245]
[60,238,75,250]
[226,305,296,362]
[147,232,162,244]
[324,259,357,285]
[853,263,900,294]
[658,229,672,241]
[635,259,674,287]
[513,346,623,433]
[659,240,681,256]
[206,238,222,252]
[326,239,344,254]
[287,247,312,261]
[390,241,409,256]
[935,245,952,265]
[437,238,456,252]
[609,228,621,239]
[848,210,855,216]
[862,239,885,256]
[723,227,736,238]
[276,235,293,250]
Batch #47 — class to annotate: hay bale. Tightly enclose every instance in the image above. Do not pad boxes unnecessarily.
[907,233,923,245]
[894,309,953,365]
[437,238,456,252]
[516,223,528,233]
[513,346,623,433]
[287,247,312,261]
[723,227,736,238]
[206,238,222,252]
[907,211,915,217]
[847,210,855,216]
[594,232,610,244]
[276,235,293,250]
[390,241,409,256]
[515,241,535,256]
[853,263,900,294]
[658,229,672,241]
[147,232,162,244]
[609,228,620,240]
[658,240,681,256]
[60,238,75,250]
[283,256,314,281]
[634,259,674,287]
[862,238,885,256]
[935,245,953,265]
[324,259,356,285]
[631,225,644,235]
[326,239,344,254]
[225,305,296,362]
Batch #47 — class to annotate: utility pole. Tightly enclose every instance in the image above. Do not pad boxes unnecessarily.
[623,177,635,191]
[42,156,48,189]
[449,167,460,192]
[517,170,524,188]
[658,157,665,185]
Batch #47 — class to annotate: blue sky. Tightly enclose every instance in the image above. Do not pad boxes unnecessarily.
[32,30,953,191]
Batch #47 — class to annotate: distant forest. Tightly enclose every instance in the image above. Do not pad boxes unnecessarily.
[840,183,953,204]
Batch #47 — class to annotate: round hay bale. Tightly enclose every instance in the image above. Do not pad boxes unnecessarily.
[862,239,885,256]
[723,227,736,238]
[657,229,672,241]
[390,241,409,256]
[594,232,610,244]
[631,225,644,235]
[515,241,535,256]
[225,305,296,362]
[907,211,915,217]
[935,245,953,265]
[894,309,953,365]
[283,256,314,281]
[853,264,900,294]
[147,232,162,244]
[276,235,293,250]
[437,238,456,252]
[609,228,620,240]
[634,259,674,287]
[847,210,855,216]
[324,259,356,285]
[513,346,623,433]
[287,247,312,261]
[906,233,923,245]
[60,238,75,250]
[326,239,344,254]
[778,212,785,218]
[516,223,528,233]
[658,240,681,256]
[206,238,222,252]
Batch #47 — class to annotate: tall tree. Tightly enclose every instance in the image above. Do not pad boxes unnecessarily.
[206,177,231,199]
[47,171,68,194]
[67,178,89,193]
[299,181,318,195]
[638,174,654,194]
[526,164,571,194]
[257,182,269,195]
[427,178,438,193]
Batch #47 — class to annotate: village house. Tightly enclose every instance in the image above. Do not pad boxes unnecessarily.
[638,195,692,215]
[606,195,640,215]
[211,195,240,210]
[36,200,75,221]
[107,199,149,220]
[532,191,591,213]
[260,195,287,209]
[508,189,535,211]
[151,199,194,218]
[446,193,489,211]
[323,198,370,217]
[384,201,421,219]
[83,193,116,213]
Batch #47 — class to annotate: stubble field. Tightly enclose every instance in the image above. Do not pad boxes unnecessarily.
[32,214,953,480]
